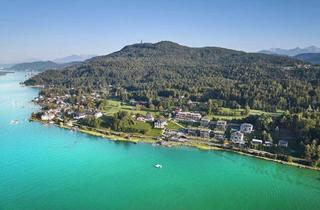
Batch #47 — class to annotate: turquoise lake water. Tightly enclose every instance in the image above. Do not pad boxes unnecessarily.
[0,72,320,210]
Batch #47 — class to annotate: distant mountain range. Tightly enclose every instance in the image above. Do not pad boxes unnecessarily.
[259,46,320,56]
[9,61,81,72]
[3,54,96,71]
[8,54,96,71]
[53,54,97,63]
[294,53,320,64]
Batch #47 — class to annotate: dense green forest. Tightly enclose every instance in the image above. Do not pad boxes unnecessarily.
[295,53,320,64]
[25,41,320,111]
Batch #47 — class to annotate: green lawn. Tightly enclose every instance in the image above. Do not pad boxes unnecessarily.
[167,120,184,130]
[102,99,160,116]
[124,121,162,137]
[207,108,284,120]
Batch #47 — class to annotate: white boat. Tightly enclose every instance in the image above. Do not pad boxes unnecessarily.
[154,164,162,168]
[10,120,19,125]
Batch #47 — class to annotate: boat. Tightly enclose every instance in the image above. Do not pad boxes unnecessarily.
[154,164,162,168]
[10,120,19,125]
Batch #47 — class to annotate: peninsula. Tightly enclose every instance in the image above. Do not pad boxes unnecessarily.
[25,41,320,170]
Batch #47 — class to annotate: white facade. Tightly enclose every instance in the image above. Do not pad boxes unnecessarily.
[216,120,227,130]
[41,113,55,121]
[240,123,253,133]
[94,112,103,118]
[230,131,245,144]
[175,112,202,122]
[74,114,86,120]
[145,113,155,122]
[251,139,263,145]
[154,120,167,129]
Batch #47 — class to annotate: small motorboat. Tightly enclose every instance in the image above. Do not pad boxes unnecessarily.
[10,120,19,125]
[154,164,162,168]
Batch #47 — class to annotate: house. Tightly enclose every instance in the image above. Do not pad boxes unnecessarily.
[216,120,227,130]
[214,134,224,141]
[145,113,155,122]
[169,136,187,142]
[187,128,198,136]
[200,129,211,138]
[175,112,202,122]
[41,112,55,121]
[200,118,211,127]
[94,112,103,118]
[136,116,145,122]
[240,123,254,133]
[74,113,86,120]
[278,140,288,148]
[251,139,263,145]
[154,119,167,129]
[230,131,245,144]
[263,141,273,147]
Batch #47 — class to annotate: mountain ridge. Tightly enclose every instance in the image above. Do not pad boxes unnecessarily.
[53,54,97,63]
[259,46,320,56]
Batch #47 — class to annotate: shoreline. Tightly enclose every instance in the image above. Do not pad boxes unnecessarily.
[30,118,320,171]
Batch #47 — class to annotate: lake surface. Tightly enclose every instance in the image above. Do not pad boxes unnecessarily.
[1,72,320,210]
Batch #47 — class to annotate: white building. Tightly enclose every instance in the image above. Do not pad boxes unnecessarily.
[154,119,167,129]
[175,112,202,122]
[41,112,55,121]
[240,123,254,133]
[200,118,211,127]
[263,141,273,147]
[216,120,227,130]
[214,134,224,141]
[94,112,103,118]
[74,113,86,120]
[251,139,263,145]
[145,113,155,122]
[230,131,245,144]
[200,129,211,138]
[136,116,145,122]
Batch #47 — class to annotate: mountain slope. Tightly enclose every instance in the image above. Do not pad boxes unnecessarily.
[295,53,320,64]
[25,41,320,110]
[53,54,97,63]
[10,61,81,71]
[259,46,320,56]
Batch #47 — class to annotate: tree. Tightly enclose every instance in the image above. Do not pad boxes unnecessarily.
[304,144,312,160]
[266,133,273,142]
[79,116,101,128]
[316,145,320,162]
[136,104,141,111]
[244,105,250,116]
[99,99,109,109]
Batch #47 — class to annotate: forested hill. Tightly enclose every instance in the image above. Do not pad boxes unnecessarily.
[10,61,80,71]
[25,41,320,111]
[295,53,320,64]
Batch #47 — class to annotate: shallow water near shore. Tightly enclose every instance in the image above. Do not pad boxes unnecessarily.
[1,72,320,210]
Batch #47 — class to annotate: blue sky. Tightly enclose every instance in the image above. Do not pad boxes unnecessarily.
[1,0,320,63]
